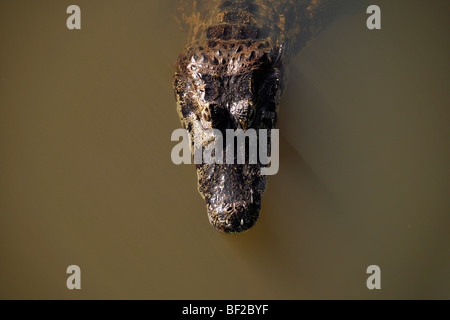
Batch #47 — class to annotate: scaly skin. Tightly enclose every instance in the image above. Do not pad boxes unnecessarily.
[173,0,361,233]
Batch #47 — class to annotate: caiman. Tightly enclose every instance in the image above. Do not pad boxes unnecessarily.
[173,0,364,233]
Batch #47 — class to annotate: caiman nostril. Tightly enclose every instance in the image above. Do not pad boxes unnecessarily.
[224,205,234,214]
[207,200,261,234]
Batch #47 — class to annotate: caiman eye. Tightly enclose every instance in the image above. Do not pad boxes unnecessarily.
[224,205,234,214]
[266,76,280,96]
[261,72,281,112]
[265,69,282,96]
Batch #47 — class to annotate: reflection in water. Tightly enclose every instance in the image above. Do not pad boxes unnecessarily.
[0,0,448,299]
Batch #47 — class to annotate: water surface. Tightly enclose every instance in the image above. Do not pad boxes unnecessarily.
[0,0,448,299]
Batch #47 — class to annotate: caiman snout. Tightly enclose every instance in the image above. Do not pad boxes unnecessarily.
[197,164,266,233]
[207,200,261,233]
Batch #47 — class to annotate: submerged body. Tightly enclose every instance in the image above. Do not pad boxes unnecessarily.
[173,0,360,233]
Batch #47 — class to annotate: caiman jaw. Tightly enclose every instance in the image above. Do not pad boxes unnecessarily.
[197,163,265,234]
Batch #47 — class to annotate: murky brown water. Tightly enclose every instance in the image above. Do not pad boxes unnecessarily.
[0,0,448,299]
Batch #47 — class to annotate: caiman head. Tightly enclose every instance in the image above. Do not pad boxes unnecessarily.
[173,39,284,233]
